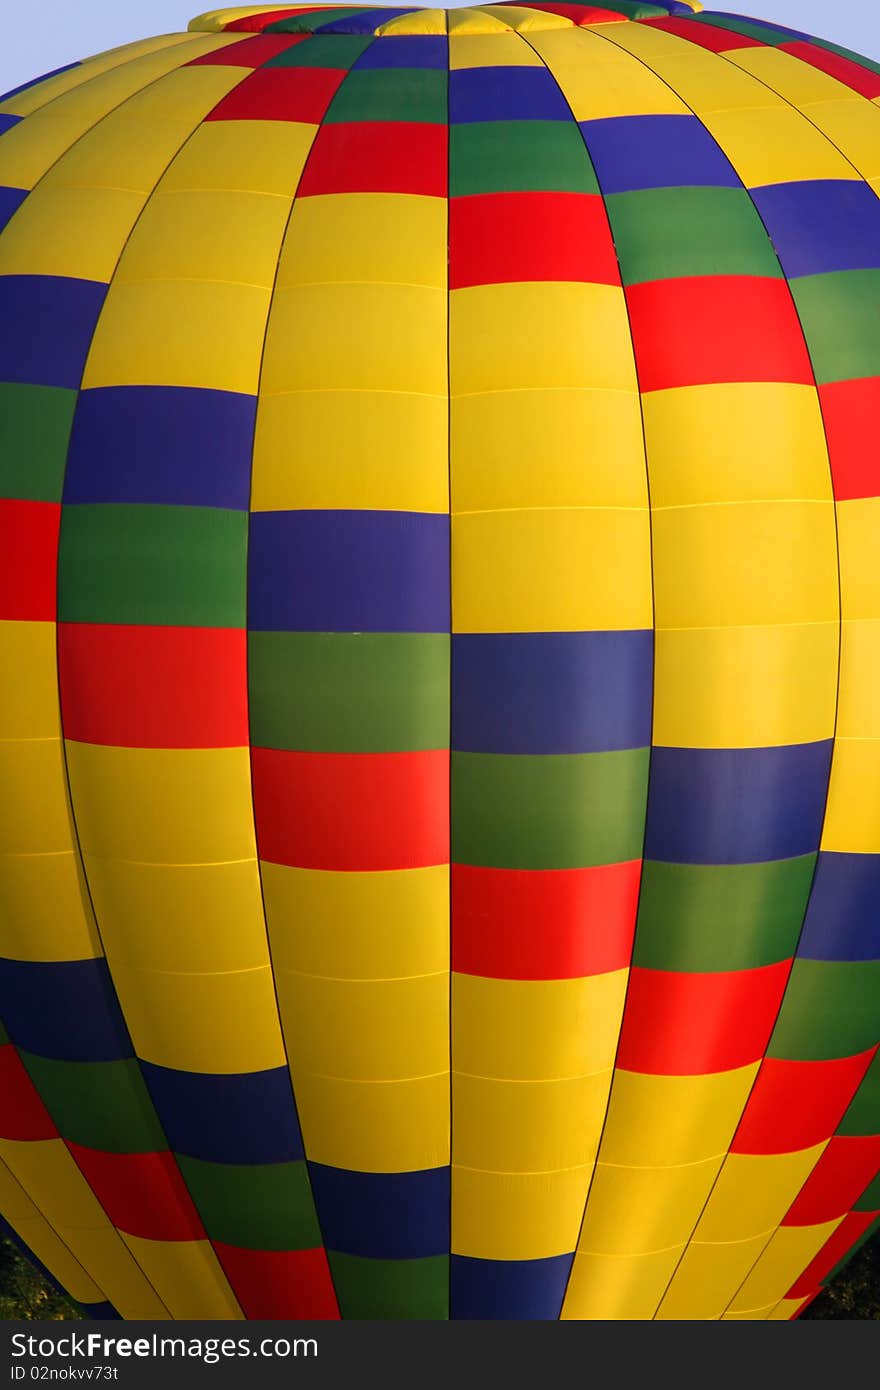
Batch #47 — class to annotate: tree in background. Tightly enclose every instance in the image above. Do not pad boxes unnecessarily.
[0,1238,82,1320]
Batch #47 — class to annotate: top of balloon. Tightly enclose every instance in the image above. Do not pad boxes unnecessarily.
[189,1,705,37]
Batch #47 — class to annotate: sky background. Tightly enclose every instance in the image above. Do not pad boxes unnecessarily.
[2,0,879,97]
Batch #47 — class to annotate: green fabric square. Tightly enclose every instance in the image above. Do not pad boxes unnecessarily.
[634,857,815,972]
[248,631,449,753]
[326,68,447,124]
[57,504,247,627]
[175,1156,322,1250]
[452,749,648,869]
[768,959,880,1060]
[328,1252,449,1319]
[605,187,783,285]
[790,270,880,384]
[20,1054,167,1153]
[450,122,599,196]
[265,34,371,66]
[0,383,77,501]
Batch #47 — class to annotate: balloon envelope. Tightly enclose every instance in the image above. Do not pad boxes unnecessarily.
[0,0,879,1322]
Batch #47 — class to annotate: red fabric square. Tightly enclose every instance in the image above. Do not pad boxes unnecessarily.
[616,961,791,1075]
[732,1050,877,1155]
[252,747,449,871]
[298,122,448,197]
[0,500,59,621]
[207,66,345,123]
[452,861,641,979]
[626,276,814,391]
[58,624,249,749]
[450,192,620,289]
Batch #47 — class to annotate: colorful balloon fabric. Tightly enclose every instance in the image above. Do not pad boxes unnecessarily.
[1,0,880,1324]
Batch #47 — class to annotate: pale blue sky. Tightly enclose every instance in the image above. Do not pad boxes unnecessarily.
[2,0,878,99]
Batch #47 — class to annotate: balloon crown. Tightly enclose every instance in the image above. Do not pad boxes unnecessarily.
[189,2,706,36]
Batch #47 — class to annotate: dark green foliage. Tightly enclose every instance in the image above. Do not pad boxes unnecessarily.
[0,1238,82,1320]
[801,1234,880,1320]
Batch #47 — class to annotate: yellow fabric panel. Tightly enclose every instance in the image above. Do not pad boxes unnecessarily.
[449,33,544,67]
[451,389,645,513]
[562,1245,684,1320]
[452,508,652,633]
[0,1158,48,1223]
[452,1165,589,1260]
[261,863,447,980]
[277,971,448,1082]
[0,186,147,282]
[599,1065,760,1168]
[798,99,880,181]
[0,1157,167,1315]
[65,743,257,864]
[604,21,783,113]
[726,1221,843,1315]
[377,10,447,35]
[160,120,317,196]
[122,1235,243,1321]
[643,384,831,509]
[292,1072,449,1172]
[480,5,571,31]
[44,112,230,197]
[451,283,637,396]
[452,971,627,1080]
[529,27,690,119]
[67,1226,170,1319]
[768,1296,810,1320]
[118,190,292,289]
[84,856,267,974]
[253,390,448,512]
[837,497,880,621]
[821,740,880,854]
[651,501,838,630]
[27,41,229,126]
[838,621,880,739]
[653,623,838,748]
[0,622,59,739]
[189,5,339,29]
[730,44,861,105]
[452,1070,611,1172]
[0,1139,105,1231]
[107,959,286,1073]
[0,739,75,856]
[695,1145,826,1243]
[0,115,103,190]
[4,1215,105,1305]
[699,106,858,187]
[656,1231,774,1321]
[278,194,446,290]
[81,279,271,393]
[447,8,511,34]
[1,852,100,963]
[262,283,447,395]
[0,38,233,186]
[578,1157,723,1256]
[0,34,196,117]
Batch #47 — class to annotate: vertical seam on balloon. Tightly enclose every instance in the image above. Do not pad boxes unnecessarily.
[445,2,454,1325]
[238,31,386,1322]
[43,35,257,1322]
[589,22,846,1321]
[510,25,659,1322]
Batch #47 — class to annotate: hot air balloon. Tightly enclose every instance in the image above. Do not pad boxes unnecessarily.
[0,0,879,1324]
